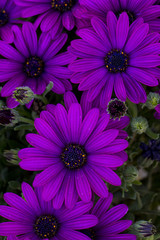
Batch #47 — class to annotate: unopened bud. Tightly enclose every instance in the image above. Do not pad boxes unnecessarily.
[13,86,34,105]
[144,92,160,110]
[124,166,138,184]
[130,220,156,238]
[131,117,148,134]
[107,98,127,120]
[0,107,18,126]
[3,149,20,165]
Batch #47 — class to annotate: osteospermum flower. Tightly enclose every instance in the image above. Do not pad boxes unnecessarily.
[14,0,86,38]
[0,0,22,43]
[19,102,129,208]
[81,193,136,240]
[0,182,98,239]
[69,13,160,107]
[79,0,160,32]
[0,22,74,108]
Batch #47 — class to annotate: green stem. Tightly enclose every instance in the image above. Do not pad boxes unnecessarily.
[19,117,34,125]
[146,128,159,140]
[43,81,54,97]
[34,95,48,105]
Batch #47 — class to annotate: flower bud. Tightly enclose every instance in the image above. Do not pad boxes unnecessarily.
[0,107,18,126]
[131,221,156,238]
[32,99,46,115]
[144,92,160,110]
[131,117,148,134]
[124,166,138,184]
[13,86,34,105]
[3,149,20,165]
[107,98,127,120]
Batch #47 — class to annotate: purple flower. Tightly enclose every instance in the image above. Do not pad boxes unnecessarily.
[19,102,129,208]
[0,182,98,239]
[0,22,74,108]
[0,0,22,43]
[69,13,160,107]
[79,0,160,33]
[81,193,136,240]
[64,91,130,143]
[14,0,86,38]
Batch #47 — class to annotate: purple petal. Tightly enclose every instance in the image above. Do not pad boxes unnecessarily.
[62,11,75,31]
[22,22,37,55]
[68,103,82,144]
[64,91,78,111]
[42,169,67,201]
[65,172,78,209]
[88,154,123,167]
[0,222,32,235]
[84,166,108,198]
[21,182,41,215]
[93,166,121,186]
[125,23,149,53]
[34,118,64,147]
[116,12,129,49]
[79,108,99,145]
[33,162,64,187]
[86,129,119,152]
[107,11,117,48]
[114,73,127,101]
[75,169,92,202]
[78,67,107,91]
[26,133,62,155]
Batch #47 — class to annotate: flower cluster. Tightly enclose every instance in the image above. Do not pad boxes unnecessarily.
[0,0,160,239]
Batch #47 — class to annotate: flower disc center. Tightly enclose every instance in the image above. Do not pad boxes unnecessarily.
[81,228,96,240]
[105,50,128,73]
[34,215,58,239]
[116,10,136,25]
[0,9,8,27]
[24,56,44,78]
[51,0,76,12]
[61,144,87,169]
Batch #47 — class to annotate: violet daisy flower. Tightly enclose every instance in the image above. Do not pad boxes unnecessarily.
[69,13,160,107]
[0,0,22,43]
[81,193,136,240]
[64,91,130,164]
[0,22,74,108]
[79,0,160,33]
[19,102,129,208]
[14,0,86,38]
[0,182,97,239]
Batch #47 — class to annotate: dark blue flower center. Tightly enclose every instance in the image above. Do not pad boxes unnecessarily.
[24,56,44,78]
[34,215,58,239]
[81,228,96,240]
[51,0,76,12]
[105,50,128,73]
[116,10,136,25]
[61,144,87,169]
[107,99,127,119]
[0,9,8,27]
